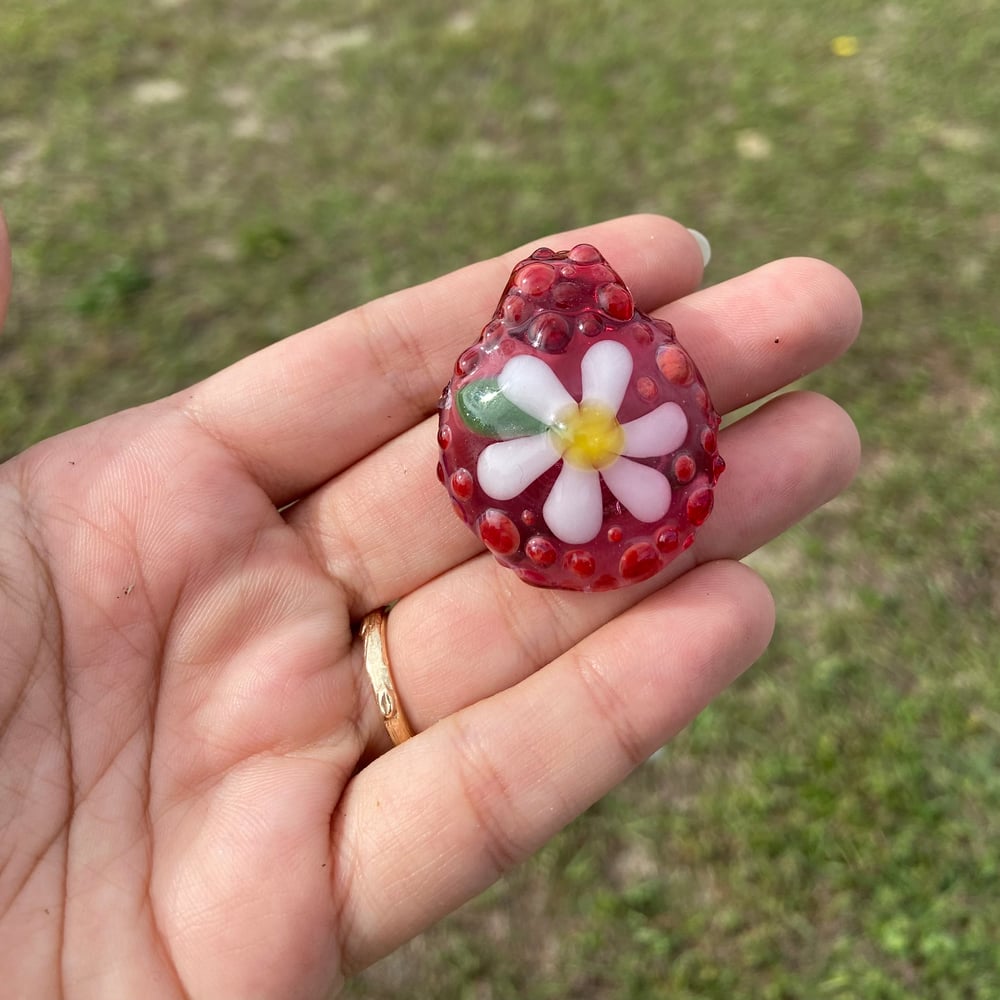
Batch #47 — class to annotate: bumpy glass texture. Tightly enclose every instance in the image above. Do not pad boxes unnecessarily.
[437,244,724,591]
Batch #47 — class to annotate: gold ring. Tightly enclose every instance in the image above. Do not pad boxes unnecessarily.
[360,608,415,747]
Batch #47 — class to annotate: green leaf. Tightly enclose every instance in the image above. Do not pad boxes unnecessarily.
[456,378,550,439]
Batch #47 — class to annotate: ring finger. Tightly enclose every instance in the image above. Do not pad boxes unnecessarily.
[356,387,860,754]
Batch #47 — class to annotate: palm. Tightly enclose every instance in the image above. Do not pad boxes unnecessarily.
[6,413,358,995]
[1,215,862,999]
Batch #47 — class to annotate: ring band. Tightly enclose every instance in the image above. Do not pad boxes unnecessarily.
[360,608,415,747]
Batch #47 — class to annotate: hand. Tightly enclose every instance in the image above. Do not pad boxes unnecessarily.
[0,213,860,999]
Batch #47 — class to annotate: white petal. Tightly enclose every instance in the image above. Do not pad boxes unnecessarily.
[478,433,562,501]
[580,340,632,413]
[498,355,576,426]
[601,457,671,523]
[621,402,688,458]
[543,464,604,544]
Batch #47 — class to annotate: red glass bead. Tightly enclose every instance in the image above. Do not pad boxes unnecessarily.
[437,244,723,591]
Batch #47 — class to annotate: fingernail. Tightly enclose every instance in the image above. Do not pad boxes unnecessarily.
[686,228,711,267]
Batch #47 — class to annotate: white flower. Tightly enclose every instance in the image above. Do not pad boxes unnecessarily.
[477,341,688,544]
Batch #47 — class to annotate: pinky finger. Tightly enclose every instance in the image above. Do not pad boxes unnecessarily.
[332,559,775,973]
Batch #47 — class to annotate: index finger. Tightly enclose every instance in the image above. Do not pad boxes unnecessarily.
[179,216,707,504]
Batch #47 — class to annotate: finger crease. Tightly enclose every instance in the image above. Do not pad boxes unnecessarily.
[572,649,650,771]
[354,297,442,423]
[449,712,534,880]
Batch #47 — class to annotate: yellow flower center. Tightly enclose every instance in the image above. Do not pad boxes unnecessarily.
[551,401,625,470]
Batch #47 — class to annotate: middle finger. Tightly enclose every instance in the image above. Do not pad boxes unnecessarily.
[290,256,860,613]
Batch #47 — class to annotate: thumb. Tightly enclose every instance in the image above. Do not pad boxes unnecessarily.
[0,207,10,331]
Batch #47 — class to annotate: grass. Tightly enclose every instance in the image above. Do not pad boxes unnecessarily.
[3,0,1000,996]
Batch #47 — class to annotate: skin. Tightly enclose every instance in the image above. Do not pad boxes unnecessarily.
[0,211,861,999]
